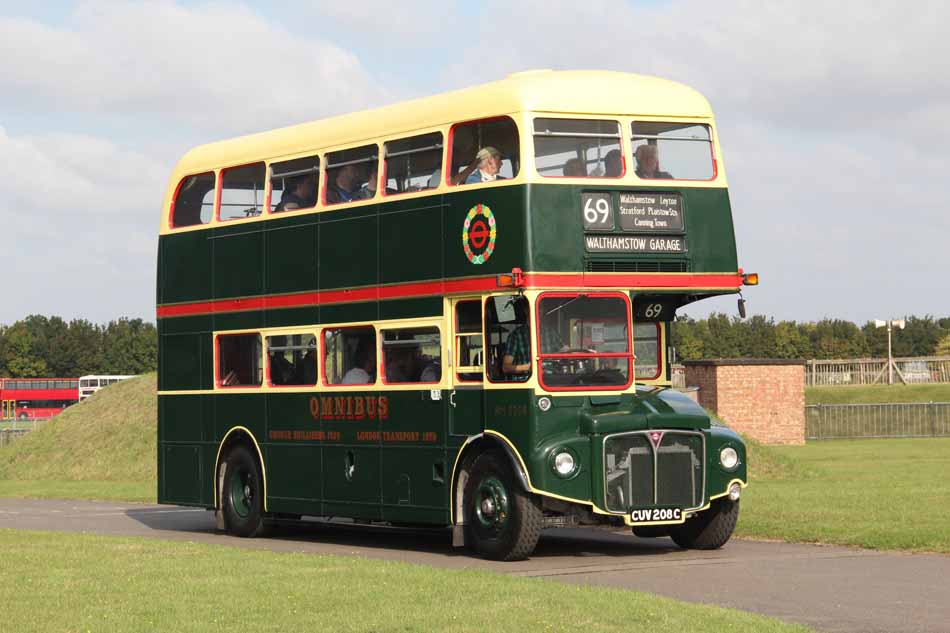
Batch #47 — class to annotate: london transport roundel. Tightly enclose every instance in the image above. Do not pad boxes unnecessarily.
[462,204,497,265]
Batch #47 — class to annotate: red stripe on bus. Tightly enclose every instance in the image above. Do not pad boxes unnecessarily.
[156,273,742,318]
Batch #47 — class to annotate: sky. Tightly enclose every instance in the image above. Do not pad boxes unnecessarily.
[0,0,947,326]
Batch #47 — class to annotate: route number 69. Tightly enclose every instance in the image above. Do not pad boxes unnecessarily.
[581,193,614,230]
[643,303,663,318]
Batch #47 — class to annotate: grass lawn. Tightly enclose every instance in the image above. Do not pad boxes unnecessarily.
[0,479,154,502]
[738,438,950,552]
[0,529,809,633]
[806,383,950,405]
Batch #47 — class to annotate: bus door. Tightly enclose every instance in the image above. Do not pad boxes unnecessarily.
[1,400,14,420]
[449,298,484,437]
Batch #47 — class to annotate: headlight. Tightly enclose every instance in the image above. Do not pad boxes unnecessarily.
[553,451,576,477]
[719,446,739,470]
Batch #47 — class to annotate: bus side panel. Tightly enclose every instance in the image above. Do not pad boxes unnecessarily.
[264,391,323,516]
[158,394,208,506]
[212,225,264,301]
[159,231,211,305]
[379,390,450,524]
[442,186,528,280]
[264,216,317,296]
[319,206,378,291]
[322,389,382,521]
[379,197,445,285]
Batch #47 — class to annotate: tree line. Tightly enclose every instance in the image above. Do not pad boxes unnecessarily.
[0,315,157,378]
[672,314,950,361]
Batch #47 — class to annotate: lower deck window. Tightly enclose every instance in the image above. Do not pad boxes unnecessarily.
[324,327,376,385]
[218,334,262,387]
[381,327,441,384]
[267,334,317,386]
[634,322,661,379]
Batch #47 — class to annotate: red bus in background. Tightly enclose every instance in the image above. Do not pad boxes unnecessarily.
[0,378,80,421]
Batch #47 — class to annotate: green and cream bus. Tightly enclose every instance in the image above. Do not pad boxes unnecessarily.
[157,70,754,560]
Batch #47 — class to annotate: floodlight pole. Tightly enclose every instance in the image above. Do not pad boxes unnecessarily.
[874,318,905,385]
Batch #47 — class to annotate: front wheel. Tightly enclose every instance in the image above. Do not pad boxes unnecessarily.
[463,451,542,561]
[669,498,738,550]
[222,445,268,538]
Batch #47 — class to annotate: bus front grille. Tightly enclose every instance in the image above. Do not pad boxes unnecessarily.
[604,431,704,513]
[585,260,689,273]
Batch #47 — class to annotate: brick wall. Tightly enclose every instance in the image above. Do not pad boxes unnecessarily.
[684,360,805,445]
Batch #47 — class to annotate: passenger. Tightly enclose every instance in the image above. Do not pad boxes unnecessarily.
[604,149,623,177]
[269,352,294,385]
[453,146,505,185]
[274,174,317,212]
[342,340,376,384]
[420,358,442,382]
[385,345,419,383]
[356,164,378,200]
[634,145,673,179]
[563,158,587,177]
[326,164,362,204]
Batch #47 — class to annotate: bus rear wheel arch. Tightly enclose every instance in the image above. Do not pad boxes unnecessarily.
[220,444,269,538]
[462,450,542,561]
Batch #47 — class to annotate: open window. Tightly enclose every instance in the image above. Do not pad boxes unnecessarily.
[323,326,376,385]
[270,155,319,213]
[455,300,484,382]
[266,334,317,386]
[170,172,215,228]
[219,163,266,221]
[384,132,443,195]
[449,117,520,186]
[381,327,441,384]
[631,122,715,181]
[217,333,262,388]
[485,294,531,383]
[536,293,632,390]
[325,145,378,205]
[534,118,623,178]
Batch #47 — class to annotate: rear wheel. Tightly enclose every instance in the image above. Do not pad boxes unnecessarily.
[463,451,542,561]
[669,498,738,550]
[222,445,268,538]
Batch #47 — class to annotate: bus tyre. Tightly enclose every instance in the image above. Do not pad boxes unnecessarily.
[222,445,268,538]
[463,450,542,561]
[669,498,738,550]
[18,412,28,421]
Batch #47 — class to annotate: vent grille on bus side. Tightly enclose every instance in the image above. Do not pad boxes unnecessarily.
[585,260,689,273]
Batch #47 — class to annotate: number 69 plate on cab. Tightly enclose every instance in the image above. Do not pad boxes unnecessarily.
[630,506,683,524]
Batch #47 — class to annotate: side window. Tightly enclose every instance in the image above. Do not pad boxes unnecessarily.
[325,145,378,205]
[383,132,443,195]
[219,163,266,221]
[217,334,262,387]
[634,322,661,379]
[270,155,319,213]
[631,122,714,180]
[534,118,623,178]
[485,295,531,383]
[449,117,520,186]
[171,172,215,228]
[266,334,317,386]
[323,326,376,385]
[455,300,483,382]
[381,327,442,384]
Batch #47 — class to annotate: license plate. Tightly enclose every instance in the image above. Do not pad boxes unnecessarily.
[630,507,683,524]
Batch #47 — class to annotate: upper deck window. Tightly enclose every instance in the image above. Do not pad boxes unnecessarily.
[536,293,632,390]
[383,132,443,195]
[270,155,319,213]
[219,163,266,222]
[325,145,378,205]
[533,118,623,178]
[449,117,520,186]
[631,122,714,181]
[170,172,215,228]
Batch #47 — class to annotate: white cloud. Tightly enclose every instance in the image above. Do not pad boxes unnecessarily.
[0,1,389,134]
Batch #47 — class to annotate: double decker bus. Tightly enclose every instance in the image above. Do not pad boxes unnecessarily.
[157,70,755,560]
[1,378,80,421]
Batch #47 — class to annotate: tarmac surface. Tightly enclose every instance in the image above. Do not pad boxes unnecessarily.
[2,498,948,633]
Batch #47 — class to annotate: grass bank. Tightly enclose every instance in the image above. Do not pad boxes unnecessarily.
[0,529,809,633]
[737,438,950,552]
[806,383,950,405]
[0,374,156,502]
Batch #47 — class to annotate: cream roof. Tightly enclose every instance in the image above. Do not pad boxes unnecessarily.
[171,70,714,175]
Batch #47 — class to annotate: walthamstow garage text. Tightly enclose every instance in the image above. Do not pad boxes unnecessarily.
[584,192,686,254]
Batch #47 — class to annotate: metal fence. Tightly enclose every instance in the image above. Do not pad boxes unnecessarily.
[805,356,950,386]
[806,402,950,440]
[0,428,32,448]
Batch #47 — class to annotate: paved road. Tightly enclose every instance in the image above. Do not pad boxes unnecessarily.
[1,498,948,633]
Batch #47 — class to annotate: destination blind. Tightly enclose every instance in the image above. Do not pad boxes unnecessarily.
[585,235,687,254]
